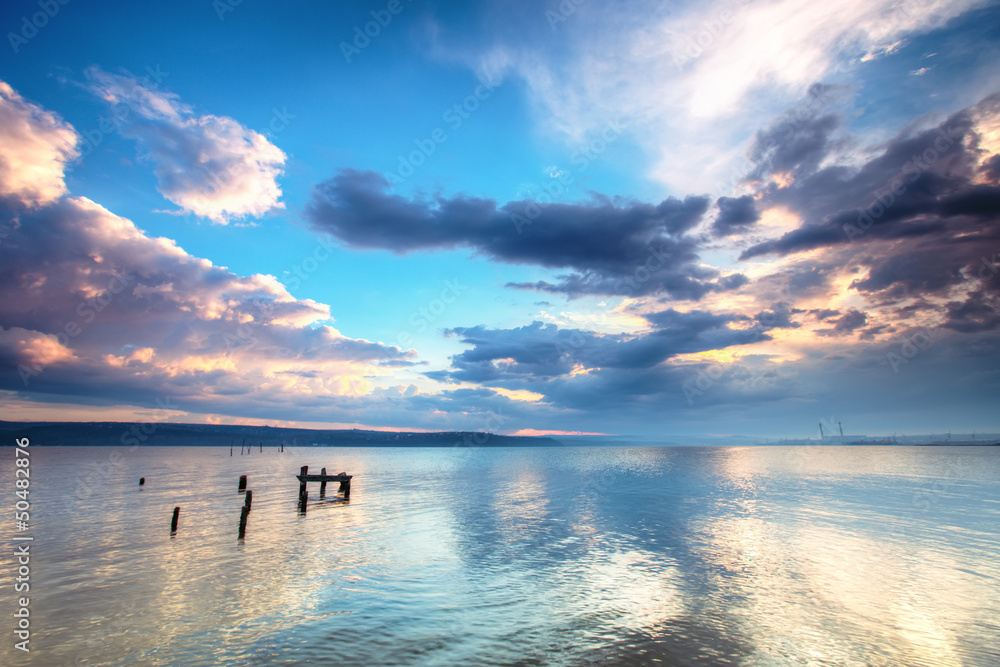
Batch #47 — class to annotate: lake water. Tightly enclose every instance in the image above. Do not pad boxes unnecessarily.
[1,445,998,666]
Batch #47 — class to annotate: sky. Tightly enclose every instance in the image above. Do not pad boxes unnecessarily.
[0,0,998,439]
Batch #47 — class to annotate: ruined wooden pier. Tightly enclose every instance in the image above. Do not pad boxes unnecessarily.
[296,465,352,501]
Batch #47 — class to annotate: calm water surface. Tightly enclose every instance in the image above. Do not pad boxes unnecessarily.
[1,445,998,666]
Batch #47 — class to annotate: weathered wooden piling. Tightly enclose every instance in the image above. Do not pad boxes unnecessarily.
[259,442,262,453]
[230,441,233,456]
[298,489,308,514]
[338,472,350,498]
[238,505,249,539]
[319,468,327,497]
[139,477,145,486]
[244,489,253,512]
[298,466,308,497]
[238,474,247,492]
[170,507,180,534]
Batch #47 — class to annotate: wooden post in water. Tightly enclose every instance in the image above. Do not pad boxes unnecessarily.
[338,472,350,498]
[230,441,233,456]
[238,474,247,492]
[319,468,327,497]
[139,477,145,486]
[259,442,262,453]
[298,466,308,498]
[238,505,249,539]
[298,489,308,514]
[170,507,180,534]
[244,489,253,513]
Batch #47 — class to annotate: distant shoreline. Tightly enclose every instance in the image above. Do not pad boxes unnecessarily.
[1,421,997,447]
[0,420,558,447]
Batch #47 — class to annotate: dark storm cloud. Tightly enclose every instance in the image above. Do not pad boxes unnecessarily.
[817,309,868,337]
[740,97,999,262]
[748,106,842,181]
[733,92,1000,329]
[430,309,774,386]
[305,169,744,298]
[943,293,1000,333]
[713,195,761,235]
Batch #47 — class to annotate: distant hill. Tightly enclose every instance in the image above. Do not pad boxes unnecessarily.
[0,421,559,447]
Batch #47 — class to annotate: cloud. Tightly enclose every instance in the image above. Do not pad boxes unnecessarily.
[430,309,769,389]
[306,168,745,298]
[817,309,868,337]
[0,79,432,425]
[430,0,991,193]
[732,93,1000,330]
[0,82,78,207]
[85,68,286,224]
[0,194,414,409]
[713,195,760,235]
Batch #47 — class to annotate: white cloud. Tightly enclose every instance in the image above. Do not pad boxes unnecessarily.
[459,0,987,194]
[85,67,287,224]
[0,81,78,207]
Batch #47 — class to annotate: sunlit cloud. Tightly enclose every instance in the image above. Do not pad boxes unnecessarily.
[85,67,287,224]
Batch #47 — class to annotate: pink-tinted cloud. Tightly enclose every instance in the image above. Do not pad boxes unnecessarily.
[0,81,78,206]
[85,68,286,224]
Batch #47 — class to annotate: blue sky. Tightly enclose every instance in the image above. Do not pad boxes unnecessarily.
[1,0,999,438]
